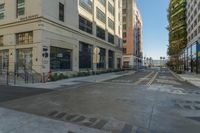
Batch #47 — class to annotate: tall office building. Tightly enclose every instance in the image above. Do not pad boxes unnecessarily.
[122,0,143,69]
[180,0,200,74]
[0,0,123,78]
[168,0,187,71]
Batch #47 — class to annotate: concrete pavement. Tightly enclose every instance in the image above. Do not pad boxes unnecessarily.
[0,86,52,102]
[0,68,200,132]
[178,74,200,88]
[0,107,109,133]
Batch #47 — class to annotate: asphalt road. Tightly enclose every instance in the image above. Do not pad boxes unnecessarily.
[0,86,52,102]
[0,68,200,133]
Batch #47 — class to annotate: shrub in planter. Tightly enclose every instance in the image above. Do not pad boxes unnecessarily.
[58,73,65,80]
[52,73,58,81]
[64,75,69,79]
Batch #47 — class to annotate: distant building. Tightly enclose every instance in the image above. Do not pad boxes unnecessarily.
[0,0,123,78]
[122,0,143,69]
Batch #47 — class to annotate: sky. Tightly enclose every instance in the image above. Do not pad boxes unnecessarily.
[137,0,169,60]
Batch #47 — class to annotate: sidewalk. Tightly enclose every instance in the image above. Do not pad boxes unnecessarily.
[0,107,109,133]
[12,70,136,89]
[178,73,200,88]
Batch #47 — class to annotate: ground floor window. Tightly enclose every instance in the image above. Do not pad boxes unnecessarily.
[50,47,72,70]
[182,43,200,74]
[16,48,33,72]
[0,50,8,74]
[117,58,121,69]
[108,50,114,69]
[79,42,93,69]
[97,47,106,69]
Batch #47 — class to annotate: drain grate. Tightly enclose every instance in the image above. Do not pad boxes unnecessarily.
[65,114,79,121]
[72,116,86,123]
[48,111,108,130]
[120,124,133,133]
[195,101,200,104]
[92,119,108,129]
[56,112,66,119]
[47,111,138,132]
[183,105,192,110]
[48,111,58,117]
[187,117,200,122]
[194,106,200,110]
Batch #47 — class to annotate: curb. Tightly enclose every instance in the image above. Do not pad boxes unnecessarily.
[168,68,185,82]
[168,68,200,88]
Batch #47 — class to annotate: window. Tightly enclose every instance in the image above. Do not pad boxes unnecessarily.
[16,48,32,70]
[123,16,126,22]
[98,0,106,6]
[0,4,5,20]
[108,50,114,69]
[50,47,71,70]
[123,48,127,54]
[79,0,92,13]
[79,16,93,34]
[123,32,126,38]
[79,42,93,69]
[108,18,114,30]
[96,26,105,40]
[122,9,126,14]
[16,31,33,45]
[97,47,106,69]
[0,36,3,46]
[123,39,127,43]
[108,2,114,15]
[59,3,64,22]
[17,0,25,17]
[96,8,106,23]
[108,33,114,44]
[123,24,126,30]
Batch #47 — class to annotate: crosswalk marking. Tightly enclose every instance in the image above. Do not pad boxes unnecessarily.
[134,71,154,85]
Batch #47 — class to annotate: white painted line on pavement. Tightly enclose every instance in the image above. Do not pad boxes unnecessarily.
[133,71,154,85]
[147,72,158,86]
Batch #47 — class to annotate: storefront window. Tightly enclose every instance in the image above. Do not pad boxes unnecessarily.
[108,50,114,69]
[50,47,71,70]
[184,49,188,71]
[79,42,93,69]
[191,44,197,73]
[187,46,192,72]
[16,48,32,72]
[97,47,106,69]
[0,50,8,74]
[197,43,200,74]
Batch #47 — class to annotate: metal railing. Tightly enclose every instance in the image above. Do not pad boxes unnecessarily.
[0,63,44,85]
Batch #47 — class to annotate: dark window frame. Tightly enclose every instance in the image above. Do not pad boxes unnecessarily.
[79,15,93,34]
[96,26,105,40]
[59,2,64,22]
